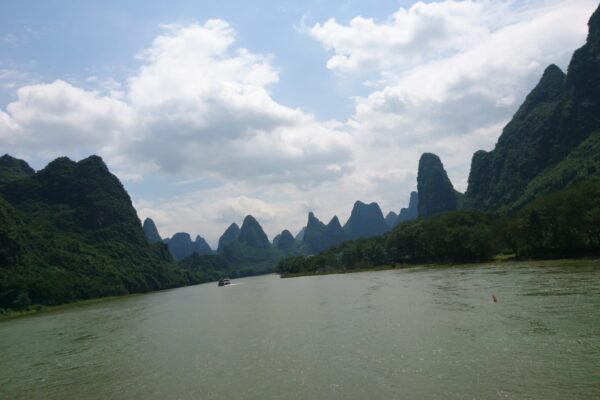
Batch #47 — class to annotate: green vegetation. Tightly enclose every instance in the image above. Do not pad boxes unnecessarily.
[220,240,282,276]
[278,177,600,276]
[0,155,288,312]
[174,215,285,280]
[466,5,600,212]
[0,154,35,185]
[178,253,234,282]
[512,131,600,209]
[3,5,600,312]
[0,155,190,312]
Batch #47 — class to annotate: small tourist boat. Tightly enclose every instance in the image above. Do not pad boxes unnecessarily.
[218,278,231,287]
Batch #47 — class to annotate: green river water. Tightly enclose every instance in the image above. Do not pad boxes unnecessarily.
[1,260,599,399]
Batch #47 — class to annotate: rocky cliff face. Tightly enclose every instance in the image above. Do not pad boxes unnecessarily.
[385,212,398,228]
[237,215,271,248]
[343,201,388,240]
[143,218,162,244]
[417,154,458,218]
[302,212,349,253]
[387,191,419,228]
[166,232,213,261]
[466,4,600,212]
[220,215,282,275]
[397,191,419,224]
[217,223,240,252]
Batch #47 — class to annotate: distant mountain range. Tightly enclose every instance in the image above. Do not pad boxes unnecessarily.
[146,193,418,261]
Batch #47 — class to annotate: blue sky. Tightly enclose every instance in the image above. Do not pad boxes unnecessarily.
[1,0,597,246]
[1,0,408,119]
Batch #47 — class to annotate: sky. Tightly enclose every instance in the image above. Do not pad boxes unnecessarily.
[0,0,598,247]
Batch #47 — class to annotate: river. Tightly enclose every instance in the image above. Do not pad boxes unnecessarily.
[1,260,599,399]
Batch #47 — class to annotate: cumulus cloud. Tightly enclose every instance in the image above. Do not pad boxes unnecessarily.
[124,21,353,184]
[0,20,352,187]
[312,0,597,191]
[0,80,135,158]
[309,0,489,73]
[1,2,598,244]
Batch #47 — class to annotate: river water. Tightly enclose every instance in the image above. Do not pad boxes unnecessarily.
[1,260,599,399]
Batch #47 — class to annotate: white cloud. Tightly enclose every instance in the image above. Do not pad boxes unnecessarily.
[0,20,352,187]
[1,80,135,157]
[309,0,489,73]
[123,21,353,184]
[312,0,597,193]
[1,2,599,245]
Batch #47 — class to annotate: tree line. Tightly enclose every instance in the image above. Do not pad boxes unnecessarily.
[278,177,600,275]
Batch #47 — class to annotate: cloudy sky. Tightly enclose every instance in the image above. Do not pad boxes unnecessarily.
[0,0,597,246]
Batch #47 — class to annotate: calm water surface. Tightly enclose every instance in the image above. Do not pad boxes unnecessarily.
[1,260,599,399]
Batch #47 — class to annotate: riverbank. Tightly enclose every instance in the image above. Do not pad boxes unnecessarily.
[279,256,600,278]
[0,270,278,321]
[0,293,148,322]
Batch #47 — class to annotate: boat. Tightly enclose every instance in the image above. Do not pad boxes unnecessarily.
[218,278,231,287]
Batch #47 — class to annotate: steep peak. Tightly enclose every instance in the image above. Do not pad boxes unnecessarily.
[166,232,197,260]
[565,3,600,97]
[217,222,240,252]
[142,218,162,244]
[241,215,261,230]
[194,235,213,254]
[295,227,306,241]
[408,191,418,208]
[588,3,600,41]
[279,229,294,239]
[516,64,565,113]
[542,64,565,79]
[40,156,77,175]
[303,212,348,253]
[0,154,34,172]
[344,200,387,240]
[348,200,384,215]
[327,215,342,229]
[0,154,35,184]
[78,154,107,166]
[171,232,192,242]
[385,211,398,228]
[419,153,443,170]
[275,229,296,251]
[77,154,109,172]
[238,215,270,248]
[306,212,324,228]
[397,191,419,225]
[417,153,458,218]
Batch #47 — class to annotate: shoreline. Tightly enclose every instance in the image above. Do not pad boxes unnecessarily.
[279,256,600,279]
[0,294,137,323]
[3,257,598,321]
